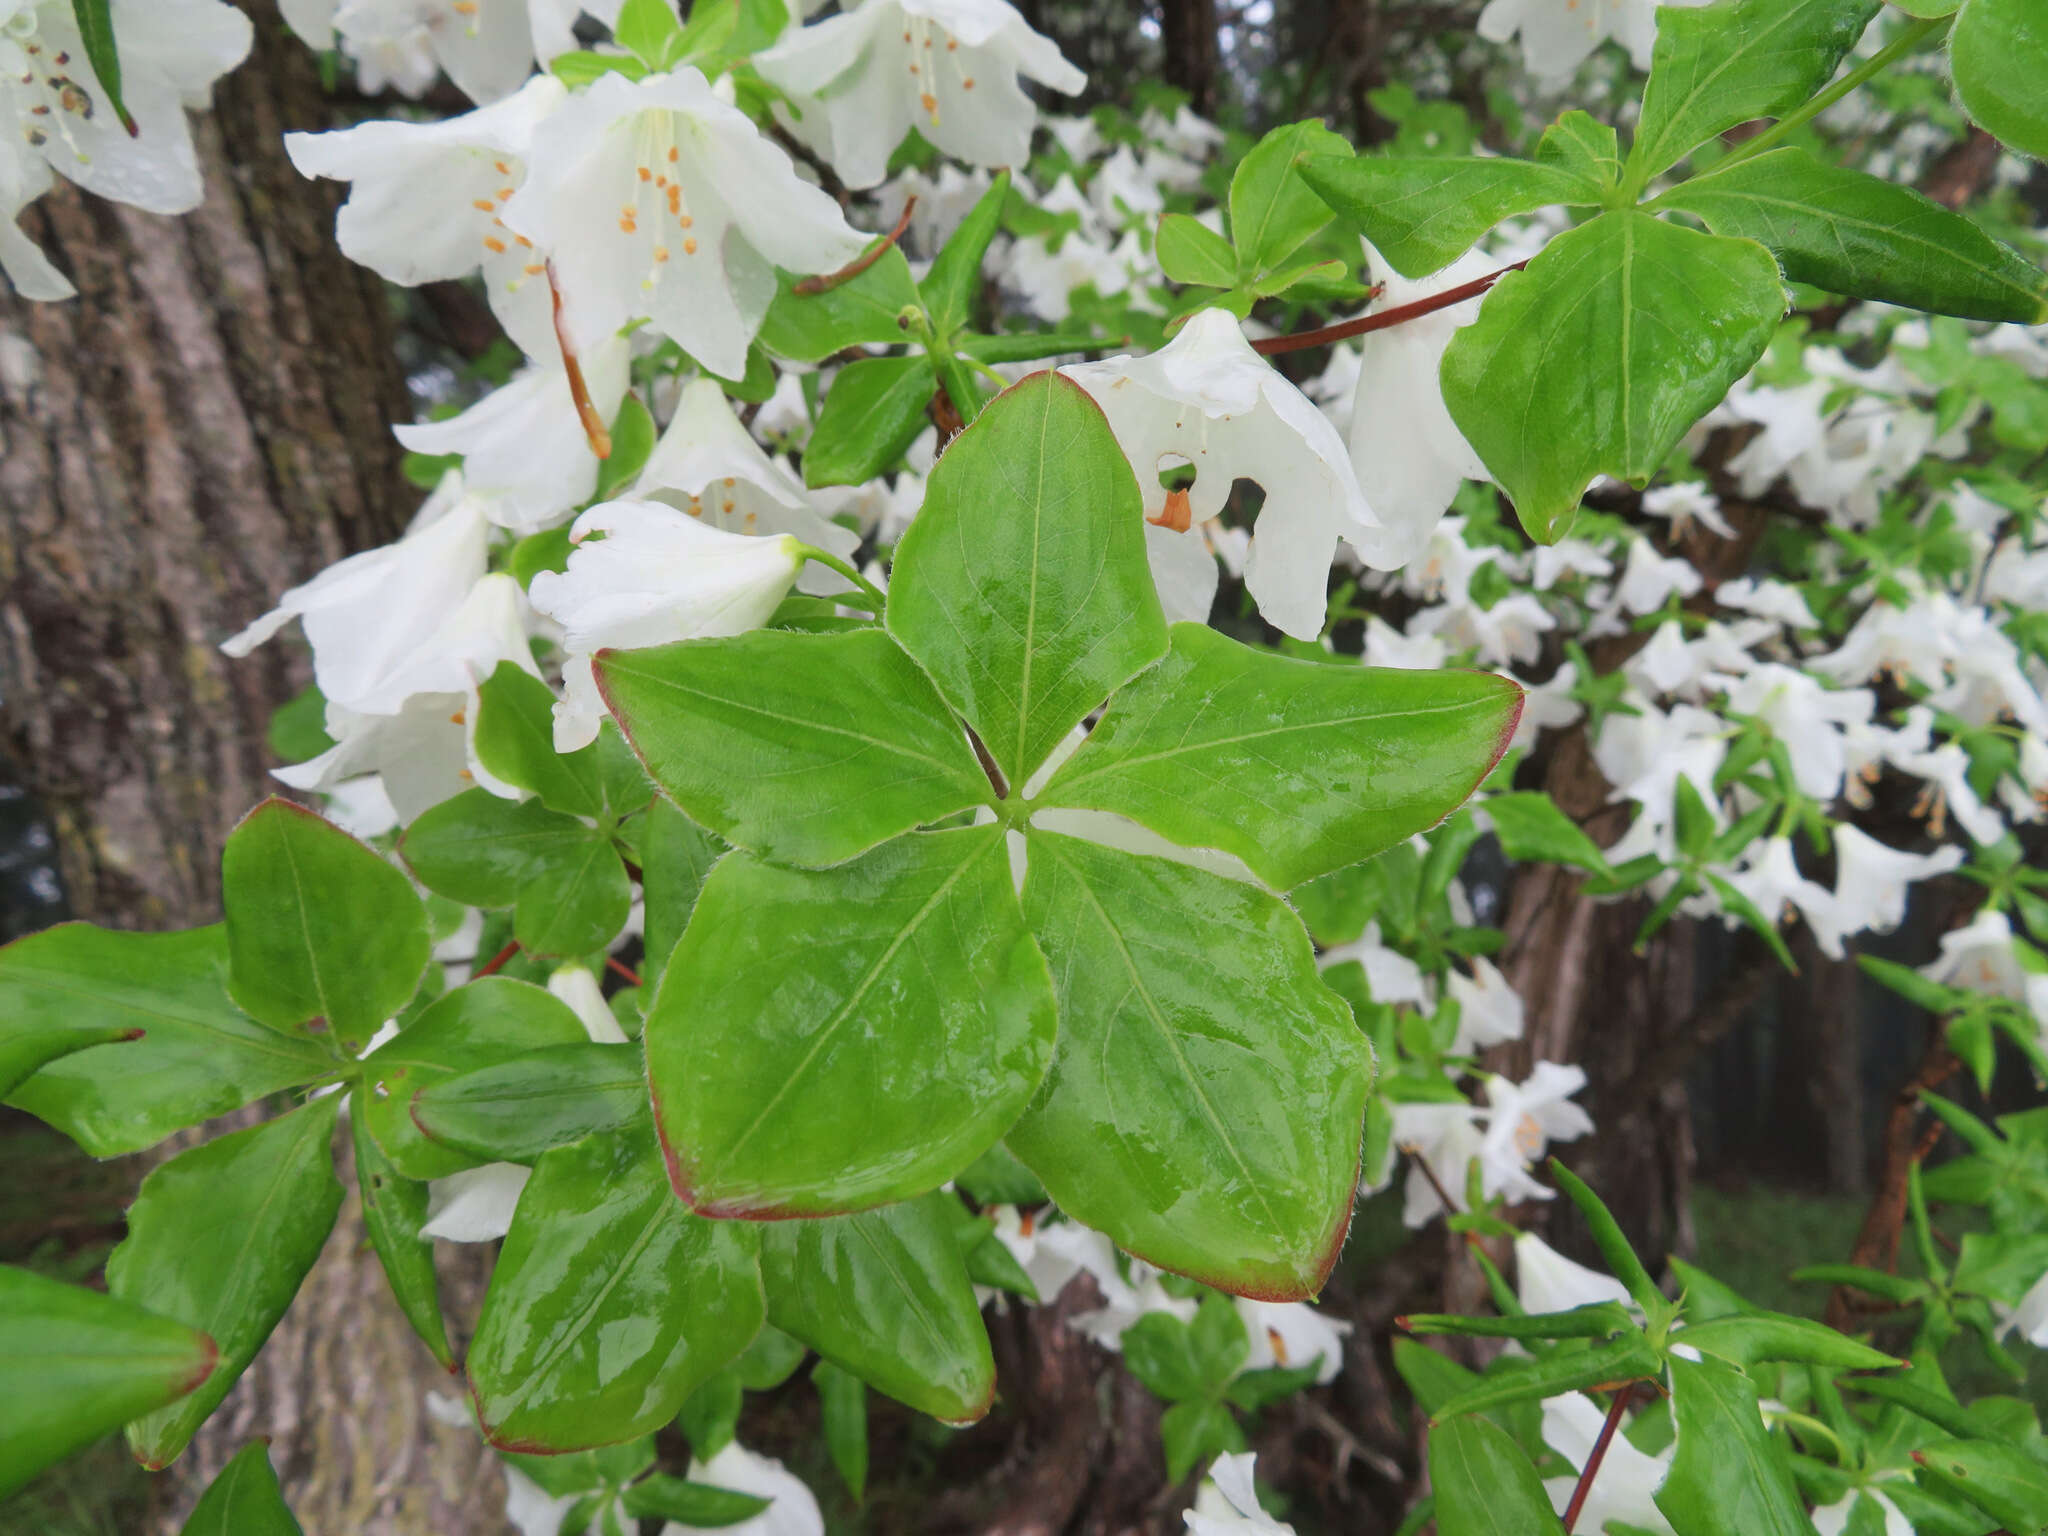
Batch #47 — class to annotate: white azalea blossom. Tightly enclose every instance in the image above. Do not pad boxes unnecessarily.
[1186,1453,1294,1536]
[1539,1393,1676,1534]
[327,0,612,106]
[1478,0,1708,78]
[420,1160,530,1242]
[1513,1232,1632,1317]
[675,1444,822,1536]
[1235,1298,1348,1383]
[1446,955,1525,1054]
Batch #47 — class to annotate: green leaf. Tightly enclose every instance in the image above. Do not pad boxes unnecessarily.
[1229,121,1353,278]
[1429,1414,1566,1536]
[1653,1356,1819,1536]
[1401,1302,1636,1342]
[1659,148,2048,323]
[267,684,335,764]
[409,1042,646,1164]
[0,924,336,1157]
[68,0,136,137]
[954,1142,1047,1206]
[1040,624,1521,889]
[1157,212,1239,287]
[0,1016,143,1103]
[1161,1398,1246,1486]
[1126,1292,1249,1402]
[814,1361,869,1501]
[222,799,430,1052]
[350,1110,451,1371]
[597,629,991,868]
[360,977,589,1180]
[678,1372,743,1463]
[1630,0,1883,183]
[641,798,721,990]
[1537,111,1624,188]
[958,329,1113,365]
[1299,154,1598,280]
[803,355,936,488]
[614,0,685,68]
[1442,211,1784,543]
[593,394,658,503]
[467,1125,764,1452]
[0,1266,218,1500]
[513,833,631,959]
[621,1475,772,1528]
[1953,0,2048,160]
[1550,1160,1665,1315]
[1484,792,1612,872]
[648,826,1054,1217]
[759,1192,994,1422]
[1007,833,1373,1301]
[1788,1263,1929,1306]
[180,1442,302,1536]
[473,662,603,818]
[757,248,919,363]
[922,171,1011,336]
[1431,1335,1662,1421]
[1677,1312,1899,1371]
[1910,1438,2048,1532]
[108,1099,345,1469]
[887,371,1168,790]
[400,788,593,908]
[1846,1376,1994,1441]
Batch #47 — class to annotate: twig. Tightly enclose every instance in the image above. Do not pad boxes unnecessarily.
[547,262,612,459]
[474,940,520,980]
[605,955,642,988]
[1401,1142,1462,1222]
[966,724,1008,800]
[1562,1383,1638,1533]
[1250,263,1526,357]
[795,198,917,295]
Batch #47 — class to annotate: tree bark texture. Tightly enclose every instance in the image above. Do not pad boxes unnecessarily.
[0,5,505,1532]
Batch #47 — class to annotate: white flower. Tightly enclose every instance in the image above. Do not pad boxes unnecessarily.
[330,0,595,106]
[1414,592,1555,669]
[1186,1453,1294,1536]
[1319,921,1431,1009]
[527,499,807,750]
[1047,1222,1200,1349]
[1723,836,1836,944]
[1390,1100,1486,1226]
[1920,908,2029,1003]
[1804,827,1962,961]
[1613,537,1704,616]
[1235,1299,1348,1383]
[1478,0,1707,77]
[221,471,492,714]
[421,1161,530,1242]
[1641,482,1734,540]
[1446,956,1524,1054]
[285,74,566,356]
[502,68,867,378]
[502,1465,603,1536]
[1716,576,1818,630]
[1478,1063,1594,1206]
[1062,308,1386,640]
[1994,1266,2048,1346]
[756,0,1083,191]
[0,0,251,300]
[1539,1393,1676,1534]
[1530,539,1615,591]
[1399,516,1494,606]
[674,1444,822,1536]
[1812,1491,1912,1536]
[1345,246,1492,566]
[1362,617,1448,671]
[393,334,631,532]
[1140,103,1226,160]
[1514,1232,1632,1317]
[1720,664,1873,803]
[1892,740,2006,847]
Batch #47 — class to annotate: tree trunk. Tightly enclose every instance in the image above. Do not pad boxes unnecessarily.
[0,5,502,1531]
[1158,0,1222,116]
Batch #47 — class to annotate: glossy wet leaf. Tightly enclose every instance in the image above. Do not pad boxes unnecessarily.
[221,800,429,1051]
[360,977,589,1180]
[814,1360,869,1500]
[473,662,603,818]
[0,1266,217,1499]
[1654,1355,1819,1536]
[887,370,1168,790]
[598,628,990,868]
[1442,211,1784,543]
[1630,0,1883,182]
[640,798,721,991]
[513,832,632,959]
[350,1110,451,1370]
[468,1126,764,1452]
[400,788,593,908]
[1040,625,1522,889]
[647,827,1055,1217]
[621,1474,772,1526]
[1007,833,1373,1300]
[180,1441,303,1536]
[1659,148,2048,323]
[758,246,919,362]
[409,1041,646,1164]
[1300,155,1598,280]
[1428,1415,1565,1536]
[803,355,936,489]
[108,1098,344,1469]
[760,1192,994,1422]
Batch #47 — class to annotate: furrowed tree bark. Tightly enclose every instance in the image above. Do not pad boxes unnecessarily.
[0,4,501,1532]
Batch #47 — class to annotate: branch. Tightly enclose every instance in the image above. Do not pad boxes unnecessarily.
[794,197,917,296]
[1562,1383,1638,1534]
[547,261,612,459]
[1250,262,1525,357]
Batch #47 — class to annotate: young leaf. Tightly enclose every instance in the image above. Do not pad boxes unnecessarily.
[108,1098,345,1469]
[68,0,136,137]
[1125,1292,1250,1402]
[887,371,1169,790]
[803,355,938,488]
[1549,1159,1665,1314]
[1951,0,2048,162]
[1537,111,1623,188]
[1441,211,1784,543]
[180,1442,303,1536]
[921,171,1010,336]
[350,1110,452,1371]
[614,0,686,69]
[1006,833,1373,1301]
[1629,0,1884,184]
[473,662,604,818]
[1157,211,1239,288]
[513,833,632,959]
[1658,148,2048,324]
[400,788,593,909]
[1653,1356,1819,1536]
[1484,792,1613,873]
[813,1361,869,1501]
[620,1474,773,1527]
[597,628,993,868]
[760,1192,994,1422]
[646,826,1055,1217]
[1228,120,1352,279]
[757,247,920,362]
[1038,623,1523,889]
[0,1267,218,1500]
[467,1126,765,1452]
[1430,1335,1662,1421]
[222,799,430,1051]
[409,1041,646,1164]
[1161,1399,1246,1486]
[1299,155,1599,280]
[1428,1415,1566,1536]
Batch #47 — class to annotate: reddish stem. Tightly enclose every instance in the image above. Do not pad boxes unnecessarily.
[1561,1382,1638,1533]
[605,955,643,988]
[474,940,520,980]
[1400,1142,1462,1221]
[1250,261,1529,357]
[795,196,918,296]
[547,261,613,459]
